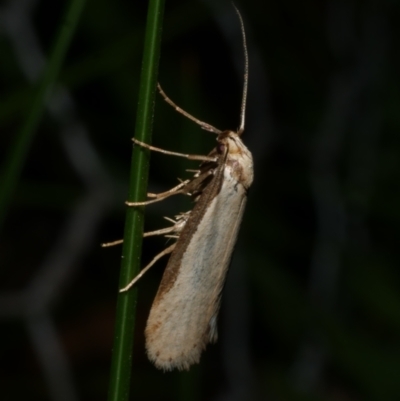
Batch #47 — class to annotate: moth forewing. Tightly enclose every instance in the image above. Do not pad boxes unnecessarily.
[145,132,253,371]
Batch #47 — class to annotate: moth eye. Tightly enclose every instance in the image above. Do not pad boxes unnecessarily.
[217,143,225,154]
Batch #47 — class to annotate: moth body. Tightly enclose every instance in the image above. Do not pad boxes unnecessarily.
[145,131,253,370]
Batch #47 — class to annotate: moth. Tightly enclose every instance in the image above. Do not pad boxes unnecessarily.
[119,7,253,371]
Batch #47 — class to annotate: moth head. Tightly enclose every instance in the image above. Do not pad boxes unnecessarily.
[217,129,253,189]
[217,130,244,155]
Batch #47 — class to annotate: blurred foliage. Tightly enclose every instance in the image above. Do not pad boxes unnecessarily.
[0,0,400,400]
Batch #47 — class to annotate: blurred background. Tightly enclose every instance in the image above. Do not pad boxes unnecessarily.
[1,0,399,400]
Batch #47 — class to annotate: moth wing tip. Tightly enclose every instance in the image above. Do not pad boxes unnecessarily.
[146,340,204,371]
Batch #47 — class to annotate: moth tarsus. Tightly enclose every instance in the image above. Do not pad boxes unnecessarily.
[101,239,123,248]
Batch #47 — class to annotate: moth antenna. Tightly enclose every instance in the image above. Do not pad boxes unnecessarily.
[157,84,222,135]
[232,3,248,136]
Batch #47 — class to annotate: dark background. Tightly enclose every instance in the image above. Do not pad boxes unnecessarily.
[1,0,399,400]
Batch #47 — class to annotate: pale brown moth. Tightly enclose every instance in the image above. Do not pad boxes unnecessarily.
[116,6,253,371]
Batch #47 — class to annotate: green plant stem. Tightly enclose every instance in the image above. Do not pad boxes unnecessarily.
[107,1,165,400]
[0,0,86,229]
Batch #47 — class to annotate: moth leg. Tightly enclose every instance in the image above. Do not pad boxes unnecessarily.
[157,83,222,135]
[102,213,189,247]
[146,179,191,199]
[136,168,214,207]
[126,192,183,207]
[101,239,123,247]
[126,180,191,206]
[147,175,196,198]
[100,227,168,247]
[144,224,182,237]
[101,227,169,247]
[133,138,216,163]
[119,243,176,292]
[163,216,176,224]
